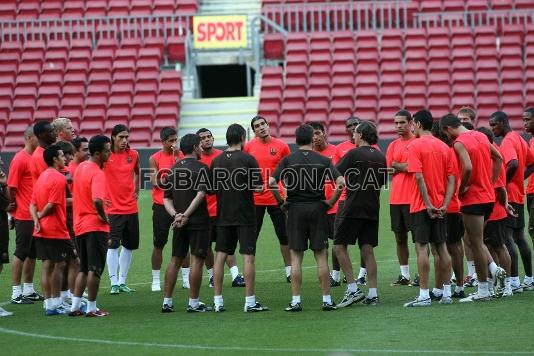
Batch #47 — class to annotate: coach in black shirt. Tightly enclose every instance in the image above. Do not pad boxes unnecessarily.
[163,133,210,313]
[210,124,267,313]
[335,121,387,307]
[270,124,345,312]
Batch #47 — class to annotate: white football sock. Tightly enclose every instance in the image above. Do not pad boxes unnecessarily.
[245,295,256,307]
[400,265,410,279]
[467,260,475,277]
[331,270,340,282]
[230,266,239,280]
[443,284,452,298]
[322,295,332,304]
[292,295,301,305]
[118,248,133,285]
[419,288,430,300]
[152,270,160,282]
[368,288,377,298]
[163,297,173,307]
[107,248,119,286]
[285,266,292,278]
[22,283,35,295]
[358,267,367,279]
[207,268,214,279]
[12,285,22,299]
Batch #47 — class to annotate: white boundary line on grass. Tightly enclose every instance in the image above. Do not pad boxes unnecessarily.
[0,327,533,354]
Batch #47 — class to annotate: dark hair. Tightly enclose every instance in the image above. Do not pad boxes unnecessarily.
[476,127,494,144]
[463,122,475,130]
[111,124,129,152]
[395,109,412,121]
[56,140,74,155]
[180,134,200,155]
[43,144,62,167]
[440,114,462,129]
[308,121,325,133]
[226,124,246,146]
[490,111,509,126]
[413,110,433,131]
[356,121,378,145]
[346,116,361,126]
[196,128,212,136]
[431,121,452,146]
[72,136,88,151]
[89,135,111,156]
[295,124,314,146]
[34,121,52,138]
[159,127,177,141]
[250,115,267,130]
[525,108,534,117]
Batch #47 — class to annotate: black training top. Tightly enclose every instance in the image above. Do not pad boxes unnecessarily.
[272,149,341,203]
[336,146,386,220]
[164,158,210,230]
[211,150,262,226]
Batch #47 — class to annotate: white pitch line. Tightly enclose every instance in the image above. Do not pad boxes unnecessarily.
[0,327,532,355]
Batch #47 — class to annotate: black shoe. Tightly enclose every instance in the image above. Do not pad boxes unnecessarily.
[322,301,337,311]
[23,292,44,301]
[429,291,442,301]
[11,295,34,304]
[244,302,269,313]
[391,275,410,286]
[232,274,246,287]
[355,276,367,286]
[284,302,302,312]
[329,275,341,287]
[187,302,212,313]
[161,304,174,313]
[452,290,466,298]
[409,275,420,287]
[362,296,379,305]
[286,275,291,283]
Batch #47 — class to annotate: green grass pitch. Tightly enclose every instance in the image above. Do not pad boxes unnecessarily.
[0,190,533,355]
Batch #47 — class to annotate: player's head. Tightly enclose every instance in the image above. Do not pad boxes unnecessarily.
[308,121,327,148]
[345,116,361,136]
[523,108,534,134]
[462,122,475,130]
[226,123,246,147]
[489,111,509,138]
[56,140,74,166]
[413,110,433,137]
[431,120,452,147]
[393,109,412,137]
[354,121,378,147]
[24,125,38,150]
[160,127,178,152]
[457,107,476,125]
[34,120,57,146]
[89,135,112,164]
[439,114,463,140]
[196,128,214,151]
[53,117,74,142]
[180,133,201,159]
[476,127,495,144]
[43,144,66,170]
[251,116,270,139]
[72,136,89,162]
[111,124,130,152]
[295,124,314,146]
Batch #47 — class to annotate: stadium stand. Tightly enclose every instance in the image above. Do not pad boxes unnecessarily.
[0,1,194,150]
[260,23,534,141]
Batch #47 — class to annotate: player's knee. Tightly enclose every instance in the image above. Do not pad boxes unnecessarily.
[108,239,120,249]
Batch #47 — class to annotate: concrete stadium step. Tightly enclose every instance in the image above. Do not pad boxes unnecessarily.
[179,96,259,146]
[199,0,261,15]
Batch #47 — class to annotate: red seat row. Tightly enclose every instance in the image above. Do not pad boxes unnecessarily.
[0,0,198,20]
[0,37,183,150]
[259,26,534,142]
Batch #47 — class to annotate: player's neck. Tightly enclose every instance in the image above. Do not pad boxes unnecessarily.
[89,157,102,166]
[419,131,432,137]
[227,144,242,151]
[73,157,83,164]
[503,127,512,136]
[298,145,313,151]
[24,145,35,155]
[258,135,272,144]
[184,153,197,159]
[315,142,328,151]
[401,132,414,140]
[202,147,214,155]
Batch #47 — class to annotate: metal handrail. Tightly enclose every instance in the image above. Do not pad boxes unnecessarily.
[414,8,534,28]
